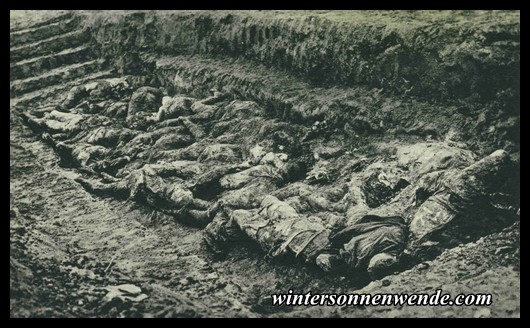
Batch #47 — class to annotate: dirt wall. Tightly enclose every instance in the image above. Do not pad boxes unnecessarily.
[84,11,519,103]
[81,10,520,155]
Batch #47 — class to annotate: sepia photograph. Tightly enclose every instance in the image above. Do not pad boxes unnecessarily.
[10,10,520,318]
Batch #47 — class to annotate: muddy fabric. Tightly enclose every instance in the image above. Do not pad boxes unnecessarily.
[203,210,249,252]
[21,71,519,279]
[342,143,483,221]
[189,101,219,120]
[191,163,250,198]
[104,101,128,118]
[396,142,477,178]
[331,215,406,271]
[127,87,163,117]
[198,144,241,164]
[157,96,195,121]
[271,182,313,199]
[85,78,131,100]
[74,160,212,226]
[85,127,138,148]
[32,110,84,133]
[25,79,310,233]
[362,172,406,208]
[217,100,264,121]
[153,133,194,150]
[62,85,87,109]
[233,196,330,261]
[62,78,131,109]
[220,165,279,190]
[273,182,350,214]
[218,152,289,191]
[207,144,482,272]
[336,149,517,263]
[103,126,193,170]
[61,142,109,168]
[408,149,513,247]
[25,111,114,143]
[219,180,279,210]
[116,133,154,160]
[366,252,399,279]
[143,160,205,181]
[177,117,206,139]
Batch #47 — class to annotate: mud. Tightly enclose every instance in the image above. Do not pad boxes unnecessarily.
[10,10,519,318]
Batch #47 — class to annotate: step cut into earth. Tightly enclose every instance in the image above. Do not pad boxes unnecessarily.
[10,10,520,317]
